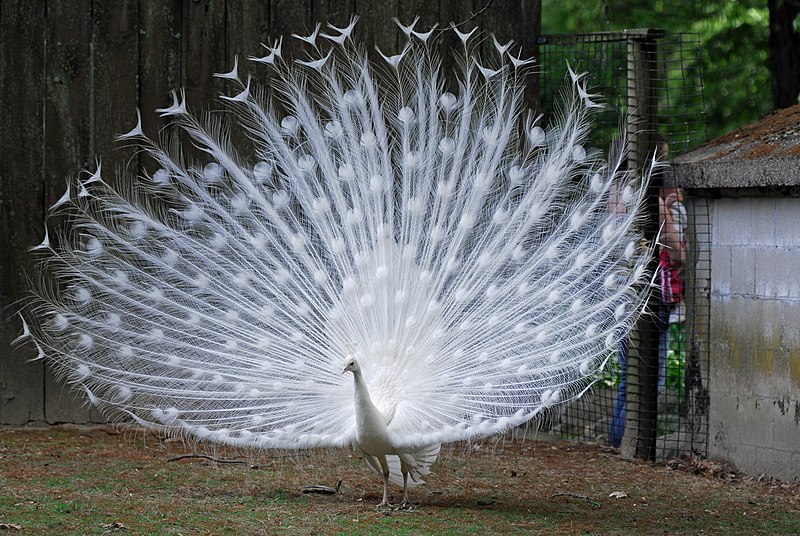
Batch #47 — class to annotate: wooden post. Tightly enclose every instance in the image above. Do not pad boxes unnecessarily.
[0,2,47,425]
[621,30,663,461]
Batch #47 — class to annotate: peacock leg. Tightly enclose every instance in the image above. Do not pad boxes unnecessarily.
[400,459,411,507]
[377,455,392,507]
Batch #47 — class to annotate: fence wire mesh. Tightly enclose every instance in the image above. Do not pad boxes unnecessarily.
[534,30,710,461]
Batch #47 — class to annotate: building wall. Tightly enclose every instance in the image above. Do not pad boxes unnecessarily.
[709,196,800,481]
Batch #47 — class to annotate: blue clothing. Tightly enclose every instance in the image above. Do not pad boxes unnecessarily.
[608,338,628,448]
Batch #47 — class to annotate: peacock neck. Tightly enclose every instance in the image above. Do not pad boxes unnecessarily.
[352,370,372,406]
[352,369,388,423]
[350,367,393,449]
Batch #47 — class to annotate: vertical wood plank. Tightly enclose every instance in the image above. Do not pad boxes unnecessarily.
[140,0,183,137]
[226,1,271,161]
[227,0,271,63]
[44,0,140,423]
[440,0,477,90]
[91,0,140,160]
[440,0,476,28]
[269,0,312,62]
[479,0,541,109]
[183,0,227,113]
[354,0,398,59]
[624,35,660,461]
[398,0,438,29]
[41,0,96,423]
[313,0,354,27]
[178,0,228,167]
[45,0,93,185]
[0,1,47,425]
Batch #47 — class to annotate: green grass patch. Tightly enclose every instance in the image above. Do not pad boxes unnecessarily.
[0,426,798,535]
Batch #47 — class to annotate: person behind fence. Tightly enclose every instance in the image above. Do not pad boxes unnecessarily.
[609,136,685,448]
[656,137,686,397]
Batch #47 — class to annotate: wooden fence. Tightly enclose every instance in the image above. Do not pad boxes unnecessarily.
[0,1,540,424]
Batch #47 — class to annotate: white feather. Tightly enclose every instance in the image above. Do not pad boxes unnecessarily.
[20,20,653,504]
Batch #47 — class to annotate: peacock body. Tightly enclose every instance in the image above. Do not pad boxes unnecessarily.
[19,17,653,505]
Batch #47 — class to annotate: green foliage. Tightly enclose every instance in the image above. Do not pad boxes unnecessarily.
[598,350,622,389]
[542,0,772,142]
[596,321,686,401]
[666,322,686,399]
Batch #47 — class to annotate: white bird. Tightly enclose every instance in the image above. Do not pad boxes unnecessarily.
[18,17,652,506]
[342,355,440,506]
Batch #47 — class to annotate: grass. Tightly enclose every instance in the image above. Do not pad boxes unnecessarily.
[0,425,798,535]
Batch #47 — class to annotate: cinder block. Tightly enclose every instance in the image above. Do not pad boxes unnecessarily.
[724,443,759,474]
[710,308,731,350]
[786,248,800,300]
[749,448,797,481]
[772,349,794,391]
[711,199,719,236]
[791,350,800,391]
[771,396,800,452]
[782,302,800,349]
[750,198,777,246]
[714,199,752,246]
[712,393,773,448]
[709,339,730,392]
[754,247,790,298]
[729,246,756,296]
[724,299,758,384]
[709,372,800,481]
[775,198,800,247]
[790,452,800,482]
[759,299,783,349]
[710,245,731,297]
[709,392,737,452]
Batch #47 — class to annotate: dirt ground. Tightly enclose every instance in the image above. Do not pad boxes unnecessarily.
[0,425,798,535]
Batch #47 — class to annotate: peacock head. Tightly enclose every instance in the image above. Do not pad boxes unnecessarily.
[341,354,360,375]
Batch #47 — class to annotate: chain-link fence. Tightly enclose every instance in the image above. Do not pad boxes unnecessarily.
[534,30,710,461]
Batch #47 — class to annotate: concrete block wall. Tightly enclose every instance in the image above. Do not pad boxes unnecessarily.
[709,197,800,481]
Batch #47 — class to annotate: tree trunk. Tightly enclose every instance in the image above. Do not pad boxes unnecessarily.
[769,0,800,109]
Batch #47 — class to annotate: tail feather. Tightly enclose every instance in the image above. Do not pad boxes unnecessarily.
[19,20,653,451]
[389,444,442,487]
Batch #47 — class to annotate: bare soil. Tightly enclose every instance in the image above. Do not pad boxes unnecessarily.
[0,425,798,535]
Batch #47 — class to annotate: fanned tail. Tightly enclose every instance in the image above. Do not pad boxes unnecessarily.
[18,18,653,451]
